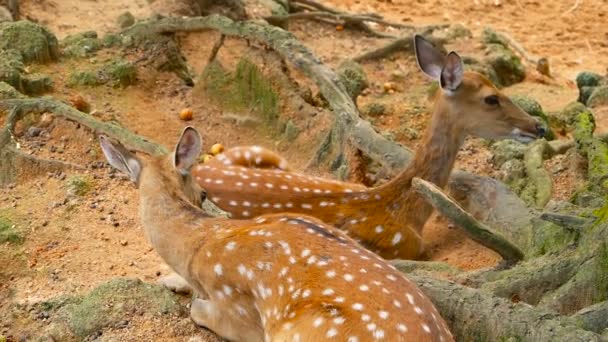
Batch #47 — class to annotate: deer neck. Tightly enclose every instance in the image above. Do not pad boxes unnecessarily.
[382,97,466,198]
[137,161,207,276]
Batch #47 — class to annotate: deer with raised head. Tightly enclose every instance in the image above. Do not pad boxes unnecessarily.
[99,127,454,342]
[192,35,545,260]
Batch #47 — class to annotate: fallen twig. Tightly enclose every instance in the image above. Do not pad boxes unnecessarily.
[412,177,525,265]
[562,0,582,16]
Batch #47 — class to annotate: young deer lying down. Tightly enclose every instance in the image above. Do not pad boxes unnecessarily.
[99,127,454,342]
[193,35,544,260]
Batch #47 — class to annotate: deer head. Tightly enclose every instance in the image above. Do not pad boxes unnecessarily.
[99,127,206,208]
[414,34,545,143]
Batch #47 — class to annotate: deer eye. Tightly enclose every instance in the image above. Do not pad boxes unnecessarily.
[484,95,500,106]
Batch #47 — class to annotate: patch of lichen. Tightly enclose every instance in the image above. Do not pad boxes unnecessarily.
[201,58,281,130]
[0,20,59,63]
[44,278,183,339]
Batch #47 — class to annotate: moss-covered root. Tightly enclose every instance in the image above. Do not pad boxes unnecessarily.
[409,275,601,341]
[521,139,553,208]
[571,300,608,333]
[573,110,608,192]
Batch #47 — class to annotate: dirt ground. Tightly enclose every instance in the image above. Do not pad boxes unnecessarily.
[2,0,608,340]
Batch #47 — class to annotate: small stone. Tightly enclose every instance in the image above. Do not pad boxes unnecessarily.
[27,126,42,137]
[120,239,128,246]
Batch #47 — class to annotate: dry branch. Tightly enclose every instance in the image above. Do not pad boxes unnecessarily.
[412,177,524,265]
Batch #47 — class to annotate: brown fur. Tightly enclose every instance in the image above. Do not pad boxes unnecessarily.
[194,71,541,260]
[103,135,454,342]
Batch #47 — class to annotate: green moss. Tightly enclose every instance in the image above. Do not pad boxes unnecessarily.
[22,73,52,95]
[0,214,23,244]
[576,71,603,89]
[362,102,386,117]
[52,278,183,338]
[573,111,608,192]
[483,43,525,87]
[491,140,526,167]
[595,242,608,302]
[201,58,281,130]
[462,55,501,86]
[587,86,608,108]
[234,58,279,124]
[0,20,59,63]
[67,59,136,88]
[117,12,135,29]
[481,27,509,47]
[67,175,94,196]
[104,59,137,87]
[67,70,100,87]
[530,220,577,256]
[0,81,25,99]
[101,33,122,48]
[0,49,25,91]
[337,59,368,101]
[61,31,102,58]
[510,95,554,140]
[553,101,588,131]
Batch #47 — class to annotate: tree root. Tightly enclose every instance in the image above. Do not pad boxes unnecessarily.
[571,300,608,333]
[412,177,524,265]
[411,275,602,341]
[0,98,167,156]
[352,27,448,63]
[523,139,553,208]
[540,212,592,230]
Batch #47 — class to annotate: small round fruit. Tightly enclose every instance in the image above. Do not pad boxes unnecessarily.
[210,143,224,156]
[69,94,90,112]
[336,25,344,31]
[200,154,213,163]
[179,108,193,121]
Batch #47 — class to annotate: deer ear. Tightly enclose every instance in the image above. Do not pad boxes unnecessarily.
[99,135,142,183]
[174,126,202,174]
[440,52,464,91]
[414,35,446,80]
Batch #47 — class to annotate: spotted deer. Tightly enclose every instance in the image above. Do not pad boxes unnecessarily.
[193,35,545,260]
[99,127,454,342]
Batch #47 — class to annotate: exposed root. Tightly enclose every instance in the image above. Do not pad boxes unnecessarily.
[411,275,601,341]
[412,177,525,266]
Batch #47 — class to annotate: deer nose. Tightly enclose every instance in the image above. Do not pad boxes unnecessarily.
[535,123,546,137]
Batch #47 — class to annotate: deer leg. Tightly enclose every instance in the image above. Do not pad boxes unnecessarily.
[190,298,263,342]
[158,272,193,294]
